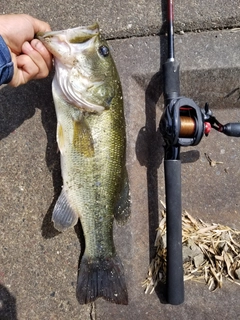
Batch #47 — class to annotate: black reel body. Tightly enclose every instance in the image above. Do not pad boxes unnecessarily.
[160,97,205,147]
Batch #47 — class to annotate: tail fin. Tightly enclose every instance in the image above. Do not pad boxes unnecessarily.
[76,255,128,305]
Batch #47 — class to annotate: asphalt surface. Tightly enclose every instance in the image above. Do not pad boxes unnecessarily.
[1,1,240,319]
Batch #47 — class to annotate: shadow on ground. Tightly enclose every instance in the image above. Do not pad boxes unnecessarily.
[0,284,18,320]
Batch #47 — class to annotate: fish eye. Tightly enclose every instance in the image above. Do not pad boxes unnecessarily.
[98,45,109,57]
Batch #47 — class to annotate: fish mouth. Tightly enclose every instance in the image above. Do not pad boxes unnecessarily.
[36,23,99,56]
[37,23,109,114]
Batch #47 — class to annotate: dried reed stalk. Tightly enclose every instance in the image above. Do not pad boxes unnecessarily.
[143,205,240,294]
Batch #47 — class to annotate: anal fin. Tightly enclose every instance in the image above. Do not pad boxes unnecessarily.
[52,189,78,232]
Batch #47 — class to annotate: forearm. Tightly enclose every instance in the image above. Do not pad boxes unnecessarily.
[0,35,13,85]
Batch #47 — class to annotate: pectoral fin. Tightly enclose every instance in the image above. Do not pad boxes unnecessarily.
[52,189,78,231]
[73,115,94,158]
[114,170,131,224]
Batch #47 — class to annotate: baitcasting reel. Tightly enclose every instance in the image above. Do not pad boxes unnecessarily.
[160,98,240,150]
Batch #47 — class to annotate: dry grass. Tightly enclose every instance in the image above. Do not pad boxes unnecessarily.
[142,203,240,294]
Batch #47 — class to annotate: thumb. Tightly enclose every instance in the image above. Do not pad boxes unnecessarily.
[25,15,51,35]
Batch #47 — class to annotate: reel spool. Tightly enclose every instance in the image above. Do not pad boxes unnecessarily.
[179,116,196,138]
[179,107,197,138]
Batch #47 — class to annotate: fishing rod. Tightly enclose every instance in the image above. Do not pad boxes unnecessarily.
[159,0,240,305]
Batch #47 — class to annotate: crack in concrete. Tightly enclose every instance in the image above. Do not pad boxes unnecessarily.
[105,25,240,41]
[89,303,96,320]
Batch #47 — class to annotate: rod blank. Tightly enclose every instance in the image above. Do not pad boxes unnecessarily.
[167,0,175,60]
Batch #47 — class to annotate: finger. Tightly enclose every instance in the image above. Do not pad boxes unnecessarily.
[24,14,51,34]
[30,39,53,71]
[9,53,39,86]
[21,41,50,79]
[0,14,51,55]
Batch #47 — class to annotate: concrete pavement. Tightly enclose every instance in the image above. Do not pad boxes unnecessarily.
[1,1,240,319]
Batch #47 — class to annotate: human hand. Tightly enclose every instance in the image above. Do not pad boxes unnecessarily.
[0,14,53,86]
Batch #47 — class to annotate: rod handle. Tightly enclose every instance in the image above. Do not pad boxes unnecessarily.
[164,159,184,305]
[163,60,180,103]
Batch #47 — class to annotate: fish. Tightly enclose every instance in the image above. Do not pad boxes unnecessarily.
[37,23,130,305]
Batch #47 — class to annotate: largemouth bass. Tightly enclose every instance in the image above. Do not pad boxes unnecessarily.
[38,23,130,305]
